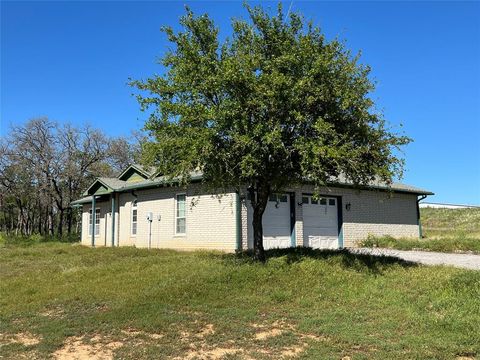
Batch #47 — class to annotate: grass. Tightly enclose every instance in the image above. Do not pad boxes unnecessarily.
[421,207,480,239]
[361,208,480,254]
[0,232,80,247]
[1,243,479,359]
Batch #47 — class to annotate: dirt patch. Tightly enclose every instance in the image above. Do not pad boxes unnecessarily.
[249,320,330,358]
[177,345,244,360]
[121,328,164,340]
[252,319,295,341]
[39,306,65,319]
[16,332,41,346]
[254,328,284,340]
[52,336,122,360]
[0,332,41,346]
[280,344,307,357]
[197,324,215,338]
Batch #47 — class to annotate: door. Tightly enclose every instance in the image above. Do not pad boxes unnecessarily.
[262,193,292,250]
[302,195,339,249]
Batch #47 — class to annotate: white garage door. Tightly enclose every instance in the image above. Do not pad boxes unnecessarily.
[263,193,292,250]
[302,195,339,249]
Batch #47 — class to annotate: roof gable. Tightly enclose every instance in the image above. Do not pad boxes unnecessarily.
[83,179,113,196]
[118,164,152,182]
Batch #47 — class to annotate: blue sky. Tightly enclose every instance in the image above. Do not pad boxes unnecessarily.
[1,1,479,205]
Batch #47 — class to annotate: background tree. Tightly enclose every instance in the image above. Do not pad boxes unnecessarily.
[131,4,411,261]
[0,117,142,237]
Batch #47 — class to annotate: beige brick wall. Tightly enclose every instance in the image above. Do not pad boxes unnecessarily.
[82,184,238,251]
[81,183,419,251]
[240,185,420,249]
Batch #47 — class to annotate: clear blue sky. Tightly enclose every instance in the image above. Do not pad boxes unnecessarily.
[1,1,479,205]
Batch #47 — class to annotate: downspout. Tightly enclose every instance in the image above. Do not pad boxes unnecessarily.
[91,195,96,247]
[116,193,120,247]
[416,194,428,238]
[111,193,115,247]
[235,191,242,252]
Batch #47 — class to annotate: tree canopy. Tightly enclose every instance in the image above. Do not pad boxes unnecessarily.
[131,4,411,260]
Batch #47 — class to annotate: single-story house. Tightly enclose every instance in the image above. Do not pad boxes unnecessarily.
[72,164,433,251]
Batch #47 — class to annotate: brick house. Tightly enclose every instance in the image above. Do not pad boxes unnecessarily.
[72,164,433,251]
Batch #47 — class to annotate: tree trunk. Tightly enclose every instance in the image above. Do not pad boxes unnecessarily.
[57,208,64,237]
[250,182,270,262]
[67,208,72,235]
[48,205,54,236]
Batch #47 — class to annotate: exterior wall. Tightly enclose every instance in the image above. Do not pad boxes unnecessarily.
[240,185,420,249]
[338,188,419,247]
[81,184,238,251]
[80,183,419,251]
[81,200,112,247]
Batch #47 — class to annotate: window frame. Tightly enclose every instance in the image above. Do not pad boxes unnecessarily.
[175,193,187,236]
[88,208,101,236]
[131,200,138,236]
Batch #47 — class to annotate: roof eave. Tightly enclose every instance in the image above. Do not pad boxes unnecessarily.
[325,181,434,196]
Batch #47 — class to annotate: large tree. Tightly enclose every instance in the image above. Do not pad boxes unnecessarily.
[131,4,410,261]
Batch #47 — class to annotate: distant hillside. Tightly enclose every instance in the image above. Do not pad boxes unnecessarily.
[421,207,480,238]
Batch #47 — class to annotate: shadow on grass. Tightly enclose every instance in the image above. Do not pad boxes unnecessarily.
[225,247,417,274]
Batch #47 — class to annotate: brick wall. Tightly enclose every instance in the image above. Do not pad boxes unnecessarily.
[240,185,419,249]
[81,182,420,251]
[82,184,238,251]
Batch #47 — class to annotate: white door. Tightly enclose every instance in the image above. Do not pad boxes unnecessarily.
[262,193,292,250]
[302,195,339,249]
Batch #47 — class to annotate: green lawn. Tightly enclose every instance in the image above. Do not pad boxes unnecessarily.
[362,208,480,254]
[1,243,479,359]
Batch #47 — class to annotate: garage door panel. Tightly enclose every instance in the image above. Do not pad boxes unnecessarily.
[262,194,292,250]
[303,196,339,249]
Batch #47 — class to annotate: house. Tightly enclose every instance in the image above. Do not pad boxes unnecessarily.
[71,164,433,251]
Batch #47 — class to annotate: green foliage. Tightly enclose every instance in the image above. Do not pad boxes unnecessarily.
[131,4,410,191]
[0,243,479,359]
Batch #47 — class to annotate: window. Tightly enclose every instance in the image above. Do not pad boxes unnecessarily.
[131,200,137,236]
[176,194,186,234]
[303,194,337,207]
[278,194,288,203]
[89,208,100,236]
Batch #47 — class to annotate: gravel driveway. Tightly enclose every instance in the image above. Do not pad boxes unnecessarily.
[353,248,480,270]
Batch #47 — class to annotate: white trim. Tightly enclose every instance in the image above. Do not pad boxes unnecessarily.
[131,199,138,236]
[175,193,186,236]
